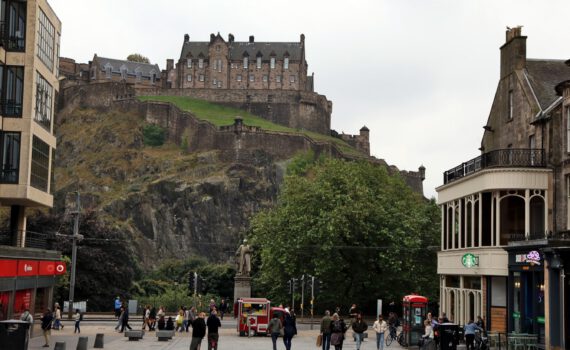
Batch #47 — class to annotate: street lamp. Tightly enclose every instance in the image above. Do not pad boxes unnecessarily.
[68,192,84,319]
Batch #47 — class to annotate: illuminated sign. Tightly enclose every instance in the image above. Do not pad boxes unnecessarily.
[515,250,541,265]
[462,253,479,268]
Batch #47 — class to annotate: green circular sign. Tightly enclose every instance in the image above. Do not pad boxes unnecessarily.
[462,253,478,268]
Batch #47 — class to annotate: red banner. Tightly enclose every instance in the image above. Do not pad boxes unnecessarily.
[0,259,65,277]
[0,260,18,277]
[54,262,66,275]
[39,261,55,275]
[18,260,39,276]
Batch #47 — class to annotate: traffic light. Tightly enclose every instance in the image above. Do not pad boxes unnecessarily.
[292,278,298,292]
[314,279,324,294]
[196,275,207,294]
[286,279,292,294]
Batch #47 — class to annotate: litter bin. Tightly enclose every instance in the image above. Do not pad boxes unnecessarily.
[438,323,459,350]
[0,320,30,350]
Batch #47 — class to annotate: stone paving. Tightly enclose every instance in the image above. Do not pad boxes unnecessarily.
[27,319,406,350]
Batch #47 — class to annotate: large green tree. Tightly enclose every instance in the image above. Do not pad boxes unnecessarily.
[249,156,440,314]
[126,53,150,64]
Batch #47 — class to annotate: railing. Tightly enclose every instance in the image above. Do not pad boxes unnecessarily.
[510,230,570,241]
[443,149,545,184]
[0,21,26,52]
[0,229,54,250]
[0,98,23,117]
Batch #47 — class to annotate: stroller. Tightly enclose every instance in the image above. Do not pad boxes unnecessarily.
[474,330,489,350]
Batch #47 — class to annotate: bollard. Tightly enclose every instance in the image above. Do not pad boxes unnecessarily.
[94,333,104,348]
[76,336,88,350]
[54,341,66,350]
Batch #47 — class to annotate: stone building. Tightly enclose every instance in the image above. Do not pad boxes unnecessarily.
[88,54,161,87]
[0,0,66,326]
[166,33,311,92]
[436,27,570,349]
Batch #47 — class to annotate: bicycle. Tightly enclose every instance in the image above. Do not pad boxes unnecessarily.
[385,326,398,346]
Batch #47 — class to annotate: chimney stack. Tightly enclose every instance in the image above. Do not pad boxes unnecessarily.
[228,33,234,43]
[249,35,254,43]
[500,26,526,79]
[300,33,305,43]
[210,33,216,42]
[184,34,189,43]
[166,59,174,71]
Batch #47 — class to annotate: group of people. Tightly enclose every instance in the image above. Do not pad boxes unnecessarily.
[422,312,486,350]
[267,307,297,350]
[318,305,370,350]
[37,303,83,348]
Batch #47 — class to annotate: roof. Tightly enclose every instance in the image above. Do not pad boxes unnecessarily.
[402,295,428,303]
[94,56,160,78]
[180,41,303,61]
[525,59,570,111]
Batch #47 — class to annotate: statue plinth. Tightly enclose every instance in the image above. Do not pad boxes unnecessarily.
[234,275,252,302]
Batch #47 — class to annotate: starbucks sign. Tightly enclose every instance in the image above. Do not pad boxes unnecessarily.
[462,253,479,268]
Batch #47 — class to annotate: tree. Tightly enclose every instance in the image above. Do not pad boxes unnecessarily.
[249,156,440,313]
[126,53,150,64]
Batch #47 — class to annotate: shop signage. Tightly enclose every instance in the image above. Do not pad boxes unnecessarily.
[513,311,520,319]
[0,259,66,278]
[536,316,545,324]
[462,253,479,268]
[515,250,541,265]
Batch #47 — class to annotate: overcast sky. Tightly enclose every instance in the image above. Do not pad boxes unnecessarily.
[48,0,570,198]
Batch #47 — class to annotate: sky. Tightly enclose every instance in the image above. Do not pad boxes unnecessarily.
[48,0,570,198]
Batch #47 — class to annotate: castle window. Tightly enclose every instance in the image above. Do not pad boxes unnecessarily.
[136,71,142,82]
[212,78,217,86]
[231,63,236,69]
[249,74,254,82]
[237,74,242,82]
[276,75,281,83]
[290,75,295,83]
[187,59,192,68]
[151,73,157,84]
[216,45,220,52]
[243,57,248,69]
[284,57,289,70]
[567,106,570,153]
[256,57,262,69]
[270,57,275,69]
[198,58,204,69]
[508,90,513,120]
[199,74,204,82]
[217,81,222,88]
[187,74,192,82]
[217,59,222,72]
[105,66,112,79]
[120,66,127,80]
[263,75,268,82]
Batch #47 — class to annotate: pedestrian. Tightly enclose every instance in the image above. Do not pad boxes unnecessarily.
[219,299,228,320]
[421,320,435,350]
[53,303,63,330]
[190,312,207,350]
[185,306,195,332]
[464,319,483,350]
[157,305,165,319]
[20,307,33,340]
[209,299,217,314]
[114,305,123,331]
[283,308,297,350]
[120,306,132,332]
[74,309,81,333]
[373,314,387,350]
[157,315,166,330]
[330,313,347,350]
[268,311,283,350]
[142,305,150,330]
[352,313,368,350]
[207,310,222,350]
[114,297,122,318]
[149,305,157,330]
[320,310,332,350]
[475,316,486,334]
[176,309,184,332]
[166,316,175,330]
[40,308,53,348]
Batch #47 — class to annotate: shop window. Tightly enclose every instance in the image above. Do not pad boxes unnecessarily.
[13,289,32,318]
[500,194,524,244]
[447,275,460,288]
[0,291,9,320]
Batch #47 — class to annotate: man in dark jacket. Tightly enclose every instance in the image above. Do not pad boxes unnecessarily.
[120,306,132,332]
[352,313,368,350]
[207,310,222,350]
[283,309,297,350]
[190,312,207,350]
[320,310,332,350]
[40,308,54,348]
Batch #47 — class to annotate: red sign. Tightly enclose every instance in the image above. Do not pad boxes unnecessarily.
[54,262,66,275]
[18,260,39,276]
[0,260,18,277]
[39,261,55,275]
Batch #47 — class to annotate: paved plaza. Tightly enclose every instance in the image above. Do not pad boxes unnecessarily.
[27,319,405,350]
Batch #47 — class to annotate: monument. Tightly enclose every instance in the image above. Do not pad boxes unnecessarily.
[234,239,253,302]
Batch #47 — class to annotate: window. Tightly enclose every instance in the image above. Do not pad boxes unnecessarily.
[243,57,248,69]
[217,81,222,88]
[290,75,296,83]
[263,75,268,82]
[214,59,222,72]
[212,79,217,86]
[276,75,281,83]
[249,74,254,82]
[37,9,55,70]
[237,74,242,82]
[1,66,24,117]
[6,1,26,51]
[216,45,220,52]
[136,70,142,82]
[35,72,53,131]
[150,71,157,84]
[270,57,275,69]
[567,175,570,229]
[187,74,192,82]
[508,90,513,120]
[199,74,204,82]
[0,132,20,183]
[567,107,570,153]
[105,65,112,79]
[120,66,127,80]
[284,57,289,70]
[231,63,236,69]
[31,136,50,192]
[198,58,204,69]
[256,57,262,69]
[187,59,192,68]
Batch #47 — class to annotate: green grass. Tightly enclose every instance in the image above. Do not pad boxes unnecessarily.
[137,95,363,156]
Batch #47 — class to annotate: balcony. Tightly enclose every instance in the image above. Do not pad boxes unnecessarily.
[443,149,546,185]
[0,229,55,250]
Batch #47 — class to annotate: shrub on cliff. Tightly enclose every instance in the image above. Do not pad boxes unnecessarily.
[143,124,166,146]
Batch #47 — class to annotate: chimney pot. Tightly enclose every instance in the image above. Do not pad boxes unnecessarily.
[249,35,254,43]
[229,33,234,43]
[184,34,189,43]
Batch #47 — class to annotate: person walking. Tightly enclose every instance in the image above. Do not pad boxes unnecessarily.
[149,305,157,330]
[114,297,122,318]
[330,313,347,350]
[352,313,368,350]
[219,299,228,320]
[320,310,332,350]
[142,305,150,330]
[20,308,33,341]
[176,309,184,332]
[421,320,435,350]
[207,310,222,350]
[53,303,63,330]
[40,308,53,348]
[373,314,388,350]
[268,312,283,350]
[464,319,483,350]
[283,309,297,350]
[190,312,207,350]
[74,309,81,333]
[119,306,132,332]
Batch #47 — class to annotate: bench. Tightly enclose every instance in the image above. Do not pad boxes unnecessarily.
[156,330,175,341]
[124,330,144,341]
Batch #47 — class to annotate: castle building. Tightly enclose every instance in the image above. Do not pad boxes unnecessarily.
[89,54,161,87]
[0,0,66,325]
[436,27,570,349]
[166,33,312,92]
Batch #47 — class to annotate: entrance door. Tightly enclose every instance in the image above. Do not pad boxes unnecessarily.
[512,271,545,338]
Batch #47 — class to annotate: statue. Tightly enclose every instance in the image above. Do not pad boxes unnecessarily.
[235,239,253,276]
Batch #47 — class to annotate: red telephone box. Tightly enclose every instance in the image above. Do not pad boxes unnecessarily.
[402,294,428,347]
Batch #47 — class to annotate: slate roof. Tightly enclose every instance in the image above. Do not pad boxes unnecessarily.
[180,41,303,61]
[525,59,570,110]
[94,56,160,78]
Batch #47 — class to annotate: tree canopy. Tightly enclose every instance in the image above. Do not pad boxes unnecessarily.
[126,53,150,64]
[249,156,440,314]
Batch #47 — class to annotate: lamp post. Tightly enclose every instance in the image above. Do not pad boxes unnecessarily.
[68,192,83,319]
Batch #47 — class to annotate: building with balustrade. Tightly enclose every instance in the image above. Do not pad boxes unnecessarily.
[436,27,570,349]
[0,0,66,327]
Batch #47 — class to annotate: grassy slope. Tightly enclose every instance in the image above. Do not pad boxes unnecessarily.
[137,95,361,156]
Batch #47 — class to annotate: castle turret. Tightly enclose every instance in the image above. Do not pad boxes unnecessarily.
[419,165,426,181]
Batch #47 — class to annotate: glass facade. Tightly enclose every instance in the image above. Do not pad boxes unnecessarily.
[2,0,27,51]
[0,66,24,117]
[35,71,53,130]
[0,131,20,183]
[36,8,55,71]
[31,136,50,192]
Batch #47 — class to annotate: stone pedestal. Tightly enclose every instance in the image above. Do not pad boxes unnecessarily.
[234,275,252,302]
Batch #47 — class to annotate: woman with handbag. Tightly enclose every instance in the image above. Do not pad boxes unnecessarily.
[330,313,347,350]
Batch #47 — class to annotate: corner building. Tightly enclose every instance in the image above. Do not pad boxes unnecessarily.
[437,27,570,349]
[0,0,65,326]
